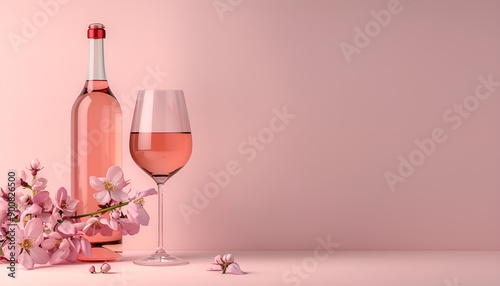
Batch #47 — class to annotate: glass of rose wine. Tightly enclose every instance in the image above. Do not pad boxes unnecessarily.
[129,89,192,266]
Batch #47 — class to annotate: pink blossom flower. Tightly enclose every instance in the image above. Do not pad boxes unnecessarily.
[13,218,50,269]
[15,170,29,188]
[21,191,53,222]
[89,265,96,273]
[107,211,122,231]
[118,217,140,235]
[44,212,63,236]
[71,236,91,260]
[53,187,79,217]
[32,177,48,191]
[16,192,32,212]
[76,217,113,237]
[101,262,111,273]
[90,166,129,205]
[208,253,245,275]
[128,188,157,226]
[106,211,122,232]
[28,158,44,177]
[106,211,140,235]
[41,232,71,265]
[127,201,150,226]
[63,236,91,262]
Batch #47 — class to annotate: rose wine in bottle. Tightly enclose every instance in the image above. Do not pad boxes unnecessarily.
[71,23,122,261]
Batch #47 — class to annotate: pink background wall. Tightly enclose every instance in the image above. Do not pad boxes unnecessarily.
[1,0,499,251]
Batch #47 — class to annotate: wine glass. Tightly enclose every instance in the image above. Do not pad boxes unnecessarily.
[129,89,192,266]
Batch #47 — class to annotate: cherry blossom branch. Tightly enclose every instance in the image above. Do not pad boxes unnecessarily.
[70,198,144,219]
[1,160,157,270]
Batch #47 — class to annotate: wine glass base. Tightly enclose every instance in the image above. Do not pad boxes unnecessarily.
[133,253,188,266]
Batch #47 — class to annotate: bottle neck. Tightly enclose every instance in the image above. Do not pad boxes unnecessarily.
[87,38,107,81]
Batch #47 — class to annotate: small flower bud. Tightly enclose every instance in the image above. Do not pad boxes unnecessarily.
[111,211,120,220]
[214,255,224,265]
[101,262,111,274]
[223,254,234,264]
[29,158,43,176]
[31,159,40,169]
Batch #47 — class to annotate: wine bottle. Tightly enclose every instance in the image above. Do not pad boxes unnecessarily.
[71,23,123,261]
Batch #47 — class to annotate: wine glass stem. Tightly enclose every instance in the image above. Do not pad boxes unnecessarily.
[156,182,166,254]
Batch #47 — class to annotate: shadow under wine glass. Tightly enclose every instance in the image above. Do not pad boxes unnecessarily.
[129,89,192,266]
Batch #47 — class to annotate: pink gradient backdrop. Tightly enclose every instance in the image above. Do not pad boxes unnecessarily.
[1,0,499,251]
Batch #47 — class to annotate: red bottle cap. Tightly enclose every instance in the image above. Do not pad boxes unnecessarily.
[88,23,105,39]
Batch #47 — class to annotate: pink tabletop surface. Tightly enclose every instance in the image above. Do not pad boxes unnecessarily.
[1,251,499,286]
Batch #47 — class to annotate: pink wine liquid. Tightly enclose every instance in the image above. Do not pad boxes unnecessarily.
[129,132,192,179]
[71,80,122,245]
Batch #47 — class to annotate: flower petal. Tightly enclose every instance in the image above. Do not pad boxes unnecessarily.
[89,176,105,191]
[136,207,150,226]
[127,201,138,216]
[99,225,114,237]
[66,238,80,262]
[23,204,42,216]
[72,222,87,231]
[59,239,70,250]
[119,218,140,235]
[19,250,34,270]
[128,203,151,226]
[20,170,27,181]
[41,238,57,250]
[107,166,124,186]
[56,187,68,204]
[207,264,223,271]
[30,158,41,170]
[49,248,69,265]
[225,262,246,275]
[109,219,120,231]
[32,178,48,191]
[214,255,223,265]
[93,190,111,205]
[25,218,43,238]
[110,190,129,203]
[80,237,91,258]
[58,220,76,235]
[13,225,23,245]
[223,254,234,264]
[66,199,79,210]
[30,246,50,264]
[135,188,158,200]
[33,190,50,203]
[48,232,63,240]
